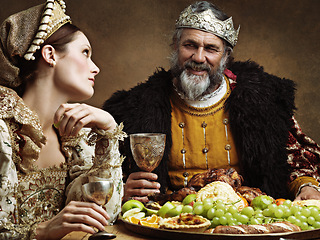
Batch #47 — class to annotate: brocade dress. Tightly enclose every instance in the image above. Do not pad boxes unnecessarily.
[0,86,126,240]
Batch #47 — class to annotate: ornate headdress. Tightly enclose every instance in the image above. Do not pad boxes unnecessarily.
[175,5,240,47]
[0,0,71,87]
[24,0,71,61]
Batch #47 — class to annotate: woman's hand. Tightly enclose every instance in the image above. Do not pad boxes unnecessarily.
[54,103,117,136]
[124,172,161,203]
[35,201,109,240]
[295,186,320,201]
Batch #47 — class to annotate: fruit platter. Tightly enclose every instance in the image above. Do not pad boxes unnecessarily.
[120,169,320,239]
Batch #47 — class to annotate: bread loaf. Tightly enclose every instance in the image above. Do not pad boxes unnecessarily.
[212,222,300,234]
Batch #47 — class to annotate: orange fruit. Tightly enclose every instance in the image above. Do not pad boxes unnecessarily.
[139,220,159,228]
[144,214,159,223]
[275,198,286,206]
[127,216,141,224]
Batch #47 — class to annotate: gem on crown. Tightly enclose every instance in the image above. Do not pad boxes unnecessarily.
[24,0,71,61]
[175,5,240,47]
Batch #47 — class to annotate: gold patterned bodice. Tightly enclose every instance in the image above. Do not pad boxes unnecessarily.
[169,78,240,190]
[16,167,67,225]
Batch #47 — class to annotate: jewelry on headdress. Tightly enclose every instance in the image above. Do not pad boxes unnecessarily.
[175,5,240,47]
[24,0,71,61]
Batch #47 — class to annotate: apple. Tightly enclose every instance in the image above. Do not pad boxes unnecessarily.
[121,200,144,214]
[182,194,197,205]
[165,204,183,217]
[144,207,158,216]
[157,201,175,218]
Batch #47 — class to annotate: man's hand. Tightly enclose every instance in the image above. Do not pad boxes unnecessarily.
[124,172,161,202]
[295,186,320,201]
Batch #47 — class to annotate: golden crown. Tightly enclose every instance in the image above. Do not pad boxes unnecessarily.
[24,0,71,61]
[175,5,240,47]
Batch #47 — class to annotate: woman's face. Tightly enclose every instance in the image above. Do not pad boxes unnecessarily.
[53,31,100,101]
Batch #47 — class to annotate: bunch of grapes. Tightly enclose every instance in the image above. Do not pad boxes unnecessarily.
[181,195,320,230]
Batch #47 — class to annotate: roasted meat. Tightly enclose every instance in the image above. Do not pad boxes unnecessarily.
[187,168,243,191]
[236,186,265,205]
[148,187,196,205]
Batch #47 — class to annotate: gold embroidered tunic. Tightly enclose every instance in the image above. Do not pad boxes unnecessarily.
[169,77,239,190]
[0,86,126,240]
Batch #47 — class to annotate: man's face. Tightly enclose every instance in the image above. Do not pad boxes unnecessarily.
[171,28,228,100]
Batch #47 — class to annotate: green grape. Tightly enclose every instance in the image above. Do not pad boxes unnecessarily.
[207,208,216,220]
[290,205,302,215]
[215,208,225,217]
[219,216,228,225]
[274,208,284,218]
[294,211,302,219]
[254,212,264,219]
[315,212,320,222]
[294,218,302,227]
[298,215,307,223]
[263,208,273,217]
[193,204,204,215]
[288,215,297,224]
[203,198,214,205]
[227,205,238,214]
[250,218,260,225]
[283,199,292,207]
[182,205,193,213]
[193,201,203,208]
[300,222,309,230]
[216,202,226,211]
[233,212,241,220]
[241,206,254,218]
[268,203,277,212]
[313,221,320,229]
[282,208,292,218]
[309,207,320,218]
[203,202,214,211]
[308,216,316,225]
[228,217,236,225]
[238,214,249,224]
[251,195,274,210]
[212,217,220,227]
[308,226,315,230]
[224,212,233,220]
[301,207,311,217]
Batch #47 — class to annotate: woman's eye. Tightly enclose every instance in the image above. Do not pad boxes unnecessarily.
[83,49,89,56]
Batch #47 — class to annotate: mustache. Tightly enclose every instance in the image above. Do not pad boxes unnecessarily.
[184,61,211,73]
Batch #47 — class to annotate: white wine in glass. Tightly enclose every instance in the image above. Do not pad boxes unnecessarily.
[82,180,116,240]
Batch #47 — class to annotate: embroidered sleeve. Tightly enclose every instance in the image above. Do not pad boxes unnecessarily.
[0,119,37,240]
[64,123,127,224]
[286,116,320,195]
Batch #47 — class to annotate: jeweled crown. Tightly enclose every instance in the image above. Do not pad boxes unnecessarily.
[175,5,240,47]
[24,0,71,61]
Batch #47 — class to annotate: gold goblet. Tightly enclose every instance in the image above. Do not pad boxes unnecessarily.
[82,180,116,240]
[130,133,166,172]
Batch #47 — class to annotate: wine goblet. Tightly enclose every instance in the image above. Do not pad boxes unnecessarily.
[130,133,166,172]
[82,180,116,240]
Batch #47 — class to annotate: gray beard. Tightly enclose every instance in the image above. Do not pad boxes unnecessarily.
[170,51,226,101]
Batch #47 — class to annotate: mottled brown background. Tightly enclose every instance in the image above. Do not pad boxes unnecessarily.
[1,0,320,142]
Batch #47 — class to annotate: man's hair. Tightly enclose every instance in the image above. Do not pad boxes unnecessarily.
[171,1,233,56]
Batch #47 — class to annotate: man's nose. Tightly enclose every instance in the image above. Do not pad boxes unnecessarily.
[192,47,206,63]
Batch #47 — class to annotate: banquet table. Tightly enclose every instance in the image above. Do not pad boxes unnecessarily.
[62,220,153,240]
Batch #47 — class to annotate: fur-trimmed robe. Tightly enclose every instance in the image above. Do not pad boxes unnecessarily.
[103,60,317,199]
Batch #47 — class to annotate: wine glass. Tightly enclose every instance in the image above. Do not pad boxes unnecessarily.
[82,180,116,240]
[130,133,166,172]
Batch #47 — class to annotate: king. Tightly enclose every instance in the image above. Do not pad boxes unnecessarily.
[103,1,320,203]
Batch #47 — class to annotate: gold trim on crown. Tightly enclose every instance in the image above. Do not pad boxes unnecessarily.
[175,5,240,47]
[24,0,71,61]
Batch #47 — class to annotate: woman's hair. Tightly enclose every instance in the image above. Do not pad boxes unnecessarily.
[15,23,81,96]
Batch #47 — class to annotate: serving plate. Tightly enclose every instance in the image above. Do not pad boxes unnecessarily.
[121,219,320,240]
